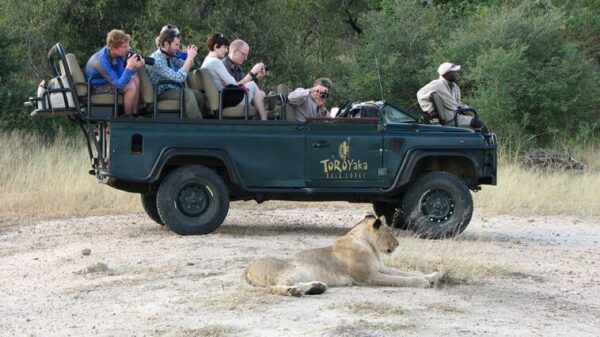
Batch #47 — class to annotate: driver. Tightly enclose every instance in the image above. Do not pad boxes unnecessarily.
[417,62,487,130]
[288,78,332,121]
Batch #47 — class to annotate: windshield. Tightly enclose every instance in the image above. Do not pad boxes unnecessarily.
[382,102,419,124]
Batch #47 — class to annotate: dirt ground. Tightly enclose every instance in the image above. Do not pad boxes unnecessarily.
[1,202,599,337]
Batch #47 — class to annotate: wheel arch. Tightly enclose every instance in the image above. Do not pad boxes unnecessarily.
[394,150,480,189]
[146,148,243,191]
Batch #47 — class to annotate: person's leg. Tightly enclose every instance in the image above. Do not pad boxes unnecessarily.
[159,88,202,119]
[122,78,140,115]
[253,89,267,120]
[191,89,205,117]
[131,76,140,114]
[244,82,267,120]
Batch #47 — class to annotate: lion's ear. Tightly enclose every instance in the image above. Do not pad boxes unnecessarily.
[373,218,383,230]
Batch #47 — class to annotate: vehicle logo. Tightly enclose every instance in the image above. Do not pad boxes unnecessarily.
[320,138,368,179]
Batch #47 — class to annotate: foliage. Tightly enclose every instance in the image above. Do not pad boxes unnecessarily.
[0,0,598,150]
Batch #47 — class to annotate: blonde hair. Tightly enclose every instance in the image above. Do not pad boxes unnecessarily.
[106,29,131,49]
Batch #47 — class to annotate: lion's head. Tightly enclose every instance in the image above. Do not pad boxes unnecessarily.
[360,215,399,254]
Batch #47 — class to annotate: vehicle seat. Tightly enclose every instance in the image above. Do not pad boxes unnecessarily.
[430,92,478,127]
[62,53,124,107]
[276,84,296,121]
[199,68,256,119]
[137,67,183,119]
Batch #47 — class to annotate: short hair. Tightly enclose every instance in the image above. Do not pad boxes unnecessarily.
[207,32,230,51]
[313,77,333,89]
[106,29,131,49]
[230,39,247,51]
[157,28,181,47]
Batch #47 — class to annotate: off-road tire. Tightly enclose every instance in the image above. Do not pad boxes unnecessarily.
[156,165,229,235]
[140,193,164,226]
[371,202,408,229]
[401,171,472,239]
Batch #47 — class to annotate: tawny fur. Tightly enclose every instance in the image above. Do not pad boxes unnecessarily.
[243,215,442,297]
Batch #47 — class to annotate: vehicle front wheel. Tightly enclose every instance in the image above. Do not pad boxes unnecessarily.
[401,171,473,239]
[140,193,164,226]
[371,202,408,229]
[156,165,230,235]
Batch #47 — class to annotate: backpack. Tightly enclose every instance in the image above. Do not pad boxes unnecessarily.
[35,79,50,111]
[48,75,76,110]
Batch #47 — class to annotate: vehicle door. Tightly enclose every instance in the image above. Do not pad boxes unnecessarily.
[305,119,384,188]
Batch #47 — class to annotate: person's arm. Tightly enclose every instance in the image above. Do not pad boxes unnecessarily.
[180,45,198,73]
[212,60,238,86]
[152,54,188,83]
[416,82,435,113]
[99,55,136,88]
[288,88,310,106]
[237,63,265,86]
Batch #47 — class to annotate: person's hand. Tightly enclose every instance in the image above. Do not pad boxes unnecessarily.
[186,45,198,59]
[125,54,144,70]
[250,63,264,75]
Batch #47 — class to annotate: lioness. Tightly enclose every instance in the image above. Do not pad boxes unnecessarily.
[243,215,442,297]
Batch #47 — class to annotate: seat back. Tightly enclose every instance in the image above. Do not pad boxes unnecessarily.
[187,69,203,92]
[61,53,87,98]
[276,83,296,121]
[199,68,221,111]
[137,67,155,105]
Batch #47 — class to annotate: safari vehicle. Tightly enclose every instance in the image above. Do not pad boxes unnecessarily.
[26,43,497,239]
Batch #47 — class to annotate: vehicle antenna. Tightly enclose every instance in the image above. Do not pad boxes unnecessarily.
[375,56,384,100]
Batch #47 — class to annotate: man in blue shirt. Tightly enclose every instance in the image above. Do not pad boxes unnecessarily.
[146,28,203,119]
[85,29,145,117]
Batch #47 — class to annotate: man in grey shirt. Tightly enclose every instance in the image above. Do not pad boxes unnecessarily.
[288,78,332,121]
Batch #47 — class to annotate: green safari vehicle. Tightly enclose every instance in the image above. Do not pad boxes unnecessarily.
[26,43,497,238]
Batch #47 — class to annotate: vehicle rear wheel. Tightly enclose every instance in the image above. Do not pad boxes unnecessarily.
[401,171,473,239]
[156,165,229,235]
[140,193,164,226]
[371,202,408,229]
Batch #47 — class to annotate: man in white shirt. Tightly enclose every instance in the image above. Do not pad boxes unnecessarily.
[200,32,268,120]
[417,62,485,130]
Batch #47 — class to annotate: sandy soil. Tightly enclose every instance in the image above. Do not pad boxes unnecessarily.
[1,202,599,337]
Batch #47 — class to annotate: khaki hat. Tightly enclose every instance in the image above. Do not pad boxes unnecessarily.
[437,62,461,75]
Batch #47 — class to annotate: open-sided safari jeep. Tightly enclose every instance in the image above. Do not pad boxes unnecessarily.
[26,43,497,239]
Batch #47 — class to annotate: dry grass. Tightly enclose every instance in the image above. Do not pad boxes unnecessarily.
[1,131,599,218]
[338,300,406,316]
[202,287,277,311]
[0,131,139,218]
[152,325,237,337]
[325,319,412,337]
[385,235,520,284]
[473,158,600,216]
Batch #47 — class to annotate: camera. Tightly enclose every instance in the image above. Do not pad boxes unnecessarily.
[263,64,271,72]
[319,92,330,99]
[127,51,155,66]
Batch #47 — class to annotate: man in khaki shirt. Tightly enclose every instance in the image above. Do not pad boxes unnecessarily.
[417,62,486,130]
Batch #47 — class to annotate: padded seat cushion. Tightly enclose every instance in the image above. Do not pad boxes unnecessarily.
[90,94,123,105]
[156,100,181,111]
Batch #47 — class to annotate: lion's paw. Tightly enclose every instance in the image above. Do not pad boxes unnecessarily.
[305,282,327,295]
[287,287,304,297]
[426,272,443,287]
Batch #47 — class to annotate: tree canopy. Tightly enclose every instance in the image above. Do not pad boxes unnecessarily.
[1,0,598,148]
